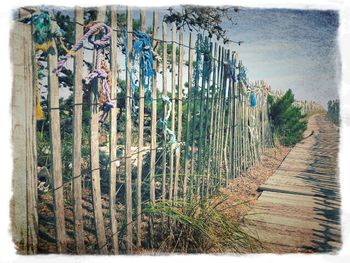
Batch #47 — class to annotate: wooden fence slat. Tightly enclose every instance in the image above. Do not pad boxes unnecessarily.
[218,49,229,186]
[48,32,67,254]
[90,7,108,254]
[231,52,238,179]
[109,5,119,254]
[206,42,218,197]
[150,11,158,205]
[183,33,193,201]
[190,34,201,197]
[224,50,233,185]
[213,46,222,181]
[227,51,235,181]
[215,46,224,186]
[148,12,158,247]
[201,39,213,196]
[72,7,85,254]
[197,36,208,193]
[174,31,184,202]
[169,24,176,201]
[136,9,146,248]
[11,22,38,254]
[125,7,133,253]
[162,22,168,202]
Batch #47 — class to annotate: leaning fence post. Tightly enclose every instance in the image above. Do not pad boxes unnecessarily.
[72,6,85,254]
[169,23,177,202]
[149,11,158,206]
[109,5,119,254]
[48,25,67,254]
[125,6,133,253]
[206,42,218,197]
[89,7,108,254]
[183,33,193,201]
[136,8,146,248]
[161,22,168,202]
[174,31,184,202]
[149,11,158,247]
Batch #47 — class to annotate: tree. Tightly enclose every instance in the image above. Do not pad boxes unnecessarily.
[268,89,307,146]
[163,6,242,44]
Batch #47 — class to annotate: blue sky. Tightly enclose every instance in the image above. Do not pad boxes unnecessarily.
[223,8,340,107]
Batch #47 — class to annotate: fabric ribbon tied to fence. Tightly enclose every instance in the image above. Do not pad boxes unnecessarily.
[54,22,112,76]
[131,31,154,102]
[228,59,236,82]
[249,91,257,108]
[160,95,178,150]
[53,22,114,123]
[237,62,248,87]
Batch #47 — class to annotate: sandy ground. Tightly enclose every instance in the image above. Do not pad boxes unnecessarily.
[216,146,291,222]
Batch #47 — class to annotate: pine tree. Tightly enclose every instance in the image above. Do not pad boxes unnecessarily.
[268,89,307,146]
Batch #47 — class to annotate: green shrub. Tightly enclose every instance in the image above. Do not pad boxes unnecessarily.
[268,89,307,146]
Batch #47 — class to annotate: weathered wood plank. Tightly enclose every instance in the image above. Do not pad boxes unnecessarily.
[136,9,146,248]
[183,33,193,201]
[125,6,133,253]
[48,28,67,254]
[72,7,85,254]
[148,11,159,247]
[11,22,38,254]
[169,23,176,201]
[162,22,168,202]
[109,5,119,254]
[205,42,218,197]
[150,11,158,205]
[90,7,108,254]
[174,31,183,202]
[245,115,341,253]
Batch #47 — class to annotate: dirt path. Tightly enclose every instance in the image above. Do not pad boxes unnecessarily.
[242,114,341,253]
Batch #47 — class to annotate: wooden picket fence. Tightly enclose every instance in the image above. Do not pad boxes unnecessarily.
[11,6,273,254]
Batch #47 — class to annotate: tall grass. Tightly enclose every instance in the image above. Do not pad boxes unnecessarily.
[143,197,262,253]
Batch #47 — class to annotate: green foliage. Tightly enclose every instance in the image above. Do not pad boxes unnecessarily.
[163,6,240,44]
[327,99,339,126]
[157,42,181,65]
[143,198,261,253]
[268,89,307,146]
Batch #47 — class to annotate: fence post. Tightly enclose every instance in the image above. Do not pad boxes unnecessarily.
[217,46,226,186]
[125,6,133,253]
[89,7,108,254]
[162,22,168,202]
[72,7,85,254]
[136,8,146,248]
[47,25,67,254]
[201,39,213,196]
[169,23,177,201]
[190,34,201,197]
[11,22,38,254]
[197,36,208,196]
[212,45,222,188]
[109,5,119,254]
[206,42,218,197]
[183,33,193,201]
[149,11,158,247]
[149,11,158,205]
[174,31,184,202]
